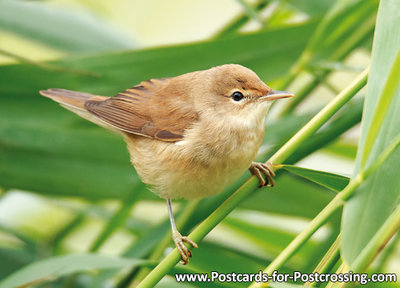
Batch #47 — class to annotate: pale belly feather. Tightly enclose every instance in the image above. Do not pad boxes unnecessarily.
[125,118,265,199]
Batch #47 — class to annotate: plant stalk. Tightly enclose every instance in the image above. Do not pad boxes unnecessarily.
[270,68,368,164]
[213,0,269,38]
[333,204,400,288]
[279,8,375,116]
[89,191,141,252]
[249,133,400,288]
[132,200,200,284]
[305,234,341,287]
[249,177,361,288]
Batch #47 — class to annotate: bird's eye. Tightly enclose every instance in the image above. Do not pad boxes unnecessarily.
[231,91,244,101]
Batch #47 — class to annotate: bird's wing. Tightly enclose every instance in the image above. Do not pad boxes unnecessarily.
[85,78,199,142]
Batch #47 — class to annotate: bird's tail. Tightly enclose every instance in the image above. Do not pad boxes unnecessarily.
[39,88,112,129]
[39,88,105,110]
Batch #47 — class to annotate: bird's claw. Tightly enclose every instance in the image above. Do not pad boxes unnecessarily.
[173,231,198,265]
[249,161,276,187]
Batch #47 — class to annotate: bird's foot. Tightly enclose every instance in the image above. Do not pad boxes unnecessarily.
[249,161,276,187]
[173,230,198,265]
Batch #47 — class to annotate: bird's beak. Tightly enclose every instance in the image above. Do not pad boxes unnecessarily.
[259,90,294,101]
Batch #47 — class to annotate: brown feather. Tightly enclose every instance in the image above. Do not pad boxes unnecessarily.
[85,78,199,141]
[39,88,105,109]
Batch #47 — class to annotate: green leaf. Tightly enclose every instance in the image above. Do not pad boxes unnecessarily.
[0,0,134,53]
[241,172,336,219]
[361,49,400,167]
[304,0,378,63]
[89,188,144,252]
[235,0,260,23]
[342,0,400,267]
[0,21,316,200]
[0,247,35,280]
[0,253,148,288]
[279,0,376,115]
[278,165,350,192]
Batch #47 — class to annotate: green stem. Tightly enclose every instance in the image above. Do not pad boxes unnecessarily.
[151,200,200,260]
[279,8,375,116]
[136,67,369,288]
[325,263,346,288]
[305,234,341,287]
[52,212,85,254]
[351,204,400,273]
[251,179,360,288]
[334,204,400,288]
[89,190,141,252]
[322,78,341,95]
[249,133,400,288]
[132,200,200,284]
[279,75,319,116]
[213,0,269,39]
[235,0,261,23]
[270,68,368,164]
[285,98,363,164]
[375,230,400,272]
[137,179,260,288]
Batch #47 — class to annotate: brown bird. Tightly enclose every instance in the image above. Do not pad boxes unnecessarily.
[40,64,293,264]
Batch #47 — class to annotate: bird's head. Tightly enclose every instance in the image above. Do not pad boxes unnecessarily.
[195,64,293,124]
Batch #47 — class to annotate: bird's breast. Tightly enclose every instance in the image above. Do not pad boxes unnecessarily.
[125,117,265,199]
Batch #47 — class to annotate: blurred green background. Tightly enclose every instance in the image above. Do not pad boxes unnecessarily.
[0,0,399,287]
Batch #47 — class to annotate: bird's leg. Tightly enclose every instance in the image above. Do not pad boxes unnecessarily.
[249,161,276,187]
[166,198,198,264]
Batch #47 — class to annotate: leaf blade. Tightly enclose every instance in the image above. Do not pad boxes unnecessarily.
[341,0,400,266]
[0,0,134,53]
[278,164,350,192]
[0,254,148,288]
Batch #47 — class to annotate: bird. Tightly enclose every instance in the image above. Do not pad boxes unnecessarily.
[40,64,293,264]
